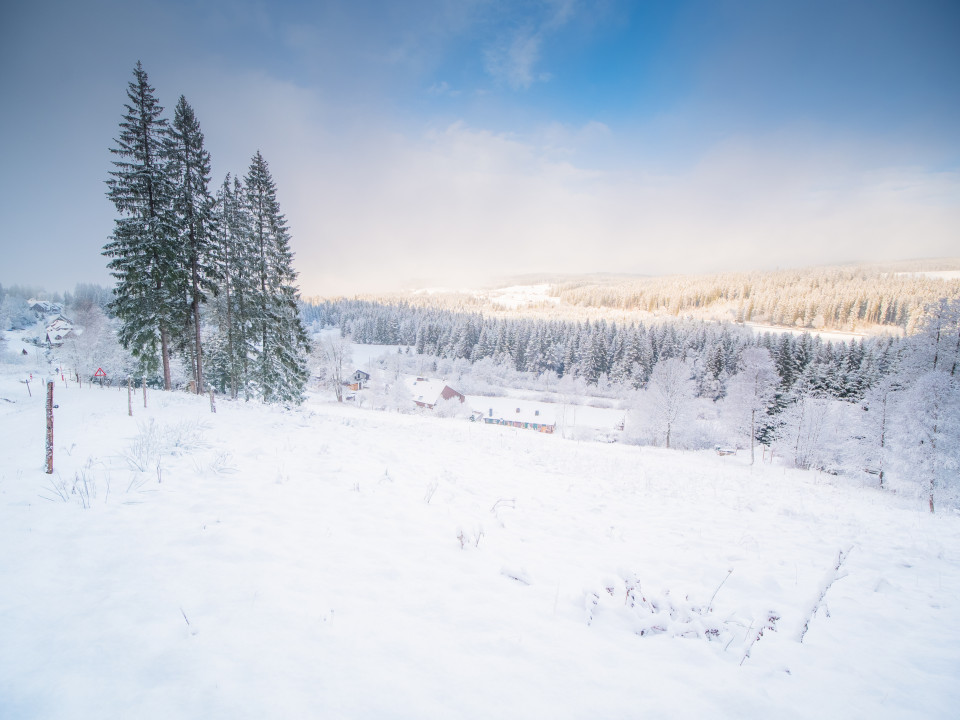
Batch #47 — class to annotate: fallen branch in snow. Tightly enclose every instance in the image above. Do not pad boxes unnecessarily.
[796,546,853,643]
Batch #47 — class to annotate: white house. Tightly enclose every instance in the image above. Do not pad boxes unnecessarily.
[45,317,75,346]
[405,377,465,409]
[477,398,557,434]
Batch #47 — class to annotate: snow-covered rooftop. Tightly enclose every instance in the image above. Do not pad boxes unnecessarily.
[405,377,458,406]
[471,396,557,425]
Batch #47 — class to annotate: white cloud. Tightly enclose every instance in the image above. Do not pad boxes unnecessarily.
[287,118,959,295]
[134,68,960,298]
[481,0,579,90]
[484,29,546,90]
[426,81,461,97]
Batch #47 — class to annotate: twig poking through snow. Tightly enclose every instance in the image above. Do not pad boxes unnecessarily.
[797,546,853,643]
[708,568,733,613]
[180,606,197,636]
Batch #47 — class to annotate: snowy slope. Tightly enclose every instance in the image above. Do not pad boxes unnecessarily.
[1,363,959,719]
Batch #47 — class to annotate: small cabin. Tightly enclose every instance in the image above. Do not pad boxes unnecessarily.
[348,369,371,391]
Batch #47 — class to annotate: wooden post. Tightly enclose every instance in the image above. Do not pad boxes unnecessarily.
[45,381,54,474]
[143,377,147,408]
[128,377,133,417]
[209,388,216,414]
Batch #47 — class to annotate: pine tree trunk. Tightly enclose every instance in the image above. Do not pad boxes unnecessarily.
[225,274,236,399]
[192,291,203,394]
[161,324,172,390]
[236,285,247,400]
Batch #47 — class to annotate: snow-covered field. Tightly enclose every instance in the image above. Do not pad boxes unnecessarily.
[2,361,960,719]
[895,271,960,281]
[486,284,561,310]
[743,322,870,342]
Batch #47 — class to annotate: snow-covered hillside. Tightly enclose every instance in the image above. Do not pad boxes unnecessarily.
[1,361,959,719]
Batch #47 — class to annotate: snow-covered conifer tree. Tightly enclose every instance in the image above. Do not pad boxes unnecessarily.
[103,62,181,388]
[208,174,256,398]
[243,151,310,404]
[168,95,219,394]
[853,375,899,487]
[724,347,780,464]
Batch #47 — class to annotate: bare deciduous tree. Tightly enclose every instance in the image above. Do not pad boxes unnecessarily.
[312,335,352,402]
[648,358,696,449]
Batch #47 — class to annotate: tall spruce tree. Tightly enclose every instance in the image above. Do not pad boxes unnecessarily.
[168,95,218,393]
[209,174,257,399]
[243,151,310,403]
[104,62,181,389]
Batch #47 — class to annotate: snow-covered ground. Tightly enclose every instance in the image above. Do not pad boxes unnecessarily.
[2,360,960,719]
[743,322,870,342]
[895,271,960,281]
[486,284,561,310]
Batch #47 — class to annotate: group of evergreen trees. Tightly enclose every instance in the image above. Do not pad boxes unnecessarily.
[302,298,896,402]
[103,63,309,403]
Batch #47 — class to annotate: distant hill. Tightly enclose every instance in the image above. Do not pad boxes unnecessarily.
[309,259,960,335]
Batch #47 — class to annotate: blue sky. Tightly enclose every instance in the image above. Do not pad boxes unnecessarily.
[1,0,958,296]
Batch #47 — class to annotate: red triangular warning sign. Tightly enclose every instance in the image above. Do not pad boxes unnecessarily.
[94,368,106,377]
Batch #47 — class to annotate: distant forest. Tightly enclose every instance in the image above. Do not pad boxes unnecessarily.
[316,261,960,333]
[548,263,960,331]
[301,298,899,402]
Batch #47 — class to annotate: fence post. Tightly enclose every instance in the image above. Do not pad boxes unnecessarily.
[142,377,147,408]
[209,388,216,414]
[128,377,133,417]
[45,381,54,474]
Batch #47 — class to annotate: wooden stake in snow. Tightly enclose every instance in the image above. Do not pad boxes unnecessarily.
[142,377,147,408]
[128,377,133,417]
[209,388,216,414]
[45,381,54,474]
